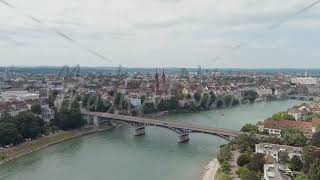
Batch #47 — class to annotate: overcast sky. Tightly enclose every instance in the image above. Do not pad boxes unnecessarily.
[0,0,320,68]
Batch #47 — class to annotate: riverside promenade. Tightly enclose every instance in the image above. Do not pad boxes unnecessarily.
[0,125,113,166]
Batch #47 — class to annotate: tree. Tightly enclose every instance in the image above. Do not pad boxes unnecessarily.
[200,93,210,109]
[241,170,260,180]
[237,153,251,167]
[290,155,303,171]
[48,91,57,107]
[189,103,201,112]
[294,175,308,180]
[242,90,258,103]
[208,91,216,106]
[279,151,289,164]
[55,100,84,130]
[236,167,250,179]
[30,104,42,115]
[224,95,232,107]
[235,133,258,153]
[308,161,320,180]
[241,124,258,133]
[194,92,201,102]
[81,94,90,107]
[114,92,123,107]
[281,128,307,147]
[217,100,224,108]
[15,111,45,139]
[216,169,233,180]
[0,122,20,146]
[142,103,157,114]
[272,112,295,121]
[217,144,231,164]
[221,161,230,173]
[310,131,320,147]
[260,136,283,145]
[246,153,265,172]
[302,145,320,174]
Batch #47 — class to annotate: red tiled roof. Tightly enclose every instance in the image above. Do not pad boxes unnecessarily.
[263,119,312,134]
[312,119,320,127]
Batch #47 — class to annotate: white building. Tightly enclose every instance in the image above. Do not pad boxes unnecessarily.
[263,164,291,180]
[255,143,302,162]
[0,91,39,101]
[256,87,273,97]
[129,98,141,108]
[291,77,317,85]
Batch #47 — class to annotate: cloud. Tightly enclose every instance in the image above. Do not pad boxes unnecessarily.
[0,0,320,67]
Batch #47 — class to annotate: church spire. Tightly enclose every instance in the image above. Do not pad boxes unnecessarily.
[155,69,159,93]
[162,69,166,83]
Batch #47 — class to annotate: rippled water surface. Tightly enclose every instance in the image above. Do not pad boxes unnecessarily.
[0,100,303,180]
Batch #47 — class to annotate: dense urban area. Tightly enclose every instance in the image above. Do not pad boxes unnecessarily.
[0,67,320,180]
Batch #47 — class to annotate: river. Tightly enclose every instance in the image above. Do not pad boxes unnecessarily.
[0,100,303,180]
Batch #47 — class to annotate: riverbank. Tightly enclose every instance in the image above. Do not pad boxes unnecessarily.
[0,125,114,166]
[200,158,220,180]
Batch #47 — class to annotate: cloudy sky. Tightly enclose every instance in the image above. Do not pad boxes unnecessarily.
[0,0,320,68]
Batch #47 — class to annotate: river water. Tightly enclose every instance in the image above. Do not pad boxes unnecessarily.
[0,100,303,180]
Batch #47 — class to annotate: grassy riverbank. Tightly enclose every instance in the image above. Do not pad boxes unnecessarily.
[214,168,233,180]
[0,125,113,166]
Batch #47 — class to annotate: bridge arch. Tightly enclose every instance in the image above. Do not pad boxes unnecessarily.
[81,112,240,143]
[115,120,233,141]
[115,120,189,136]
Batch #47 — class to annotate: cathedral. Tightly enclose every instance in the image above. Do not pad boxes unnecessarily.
[153,69,169,95]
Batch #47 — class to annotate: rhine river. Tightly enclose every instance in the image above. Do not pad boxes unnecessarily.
[0,100,303,180]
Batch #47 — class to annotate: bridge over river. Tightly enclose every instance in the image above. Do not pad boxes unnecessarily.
[81,111,241,143]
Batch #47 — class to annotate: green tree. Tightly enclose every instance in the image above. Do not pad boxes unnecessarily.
[235,133,258,152]
[0,122,20,146]
[302,145,320,174]
[290,155,303,171]
[194,92,201,102]
[241,124,258,133]
[281,128,307,146]
[216,169,233,180]
[279,151,289,164]
[15,111,45,139]
[56,100,84,130]
[30,104,42,115]
[208,91,216,106]
[236,167,250,179]
[294,175,308,180]
[260,136,283,145]
[221,161,230,173]
[241,170,260,180]
[242,90,258,103]
[310,131,320,147]
[308,161,320,180]
[217,144,231,164]
[114,92,123,107]
[272,112,295,121]
[223,95,234,107]
[237,153,251,167]
[246,153,265,172]
[81,94,90,107]
[48,91,57,107]
[142,103,157,114]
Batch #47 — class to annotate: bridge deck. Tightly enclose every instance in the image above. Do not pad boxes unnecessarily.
[82,111,241,137]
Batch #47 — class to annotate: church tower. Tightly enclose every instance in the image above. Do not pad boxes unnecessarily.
[161,69,166,83]
[155,69,159,93]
